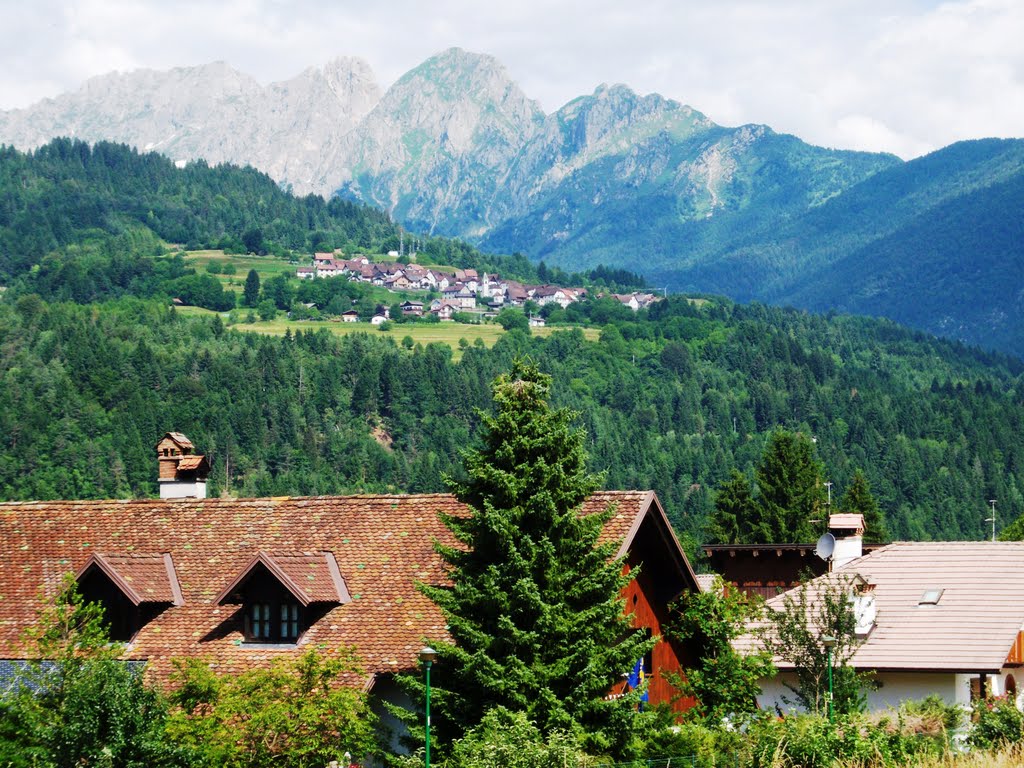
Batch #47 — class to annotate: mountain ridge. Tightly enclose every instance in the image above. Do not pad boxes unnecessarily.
[1,49,1021,355]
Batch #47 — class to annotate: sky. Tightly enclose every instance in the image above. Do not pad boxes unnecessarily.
[1,0,1021,159]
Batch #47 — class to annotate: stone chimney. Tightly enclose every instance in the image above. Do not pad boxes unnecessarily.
[828,513,865,570]
[155,432,210,499]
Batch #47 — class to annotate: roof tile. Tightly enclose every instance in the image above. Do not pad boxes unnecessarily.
[0,492,652,684]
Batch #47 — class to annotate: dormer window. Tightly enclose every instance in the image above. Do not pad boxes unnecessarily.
[216,552,349,644]
[245,600,301,642]
[75,553,183,643]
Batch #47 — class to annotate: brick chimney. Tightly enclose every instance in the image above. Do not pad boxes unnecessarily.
[155,432,210,499]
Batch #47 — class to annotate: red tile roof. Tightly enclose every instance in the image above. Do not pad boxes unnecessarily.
[0,491,670,687]
[215,551,349,606]
[78,553,182,605]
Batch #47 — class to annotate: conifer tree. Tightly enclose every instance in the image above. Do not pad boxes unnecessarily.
[752,429,825,543]
[243,269,261,308]
[709,469,758,544]
[422,359,652,754]
[840,469,888,544]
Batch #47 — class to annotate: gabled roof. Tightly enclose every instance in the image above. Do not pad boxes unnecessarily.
[156,432,193,451]
[748,541,1024,673]
[76,553,183,606]
[596,490,698,590]
[215,551,350,606]
[0,491,687,686]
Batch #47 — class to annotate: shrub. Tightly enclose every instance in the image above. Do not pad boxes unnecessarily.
[969,695,1024,750]
[444,707,585,768]
[166,649,376,768]
[632,706,739,768]
[743,710,948,768]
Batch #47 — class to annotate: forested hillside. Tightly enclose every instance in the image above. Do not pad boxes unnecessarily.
[2,294,1021,551]
[646,139,1024,356]
[0,139,582,297]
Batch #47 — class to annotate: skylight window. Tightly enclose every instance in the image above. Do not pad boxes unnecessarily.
[919,588,944,605]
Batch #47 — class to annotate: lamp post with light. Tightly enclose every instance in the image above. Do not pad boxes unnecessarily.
[418,646,437,768]
[821,635,836,722]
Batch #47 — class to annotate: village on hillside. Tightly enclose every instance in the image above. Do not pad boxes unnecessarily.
[296,250,664,324]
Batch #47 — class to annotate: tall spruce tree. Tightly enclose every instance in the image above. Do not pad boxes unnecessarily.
[243,269,261,308]
[709,469,758,544]
[752,429,825,543]
[422,360,652,754]
[839,469,888,544]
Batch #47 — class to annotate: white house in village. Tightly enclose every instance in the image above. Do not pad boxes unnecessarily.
[745,526,1024,713]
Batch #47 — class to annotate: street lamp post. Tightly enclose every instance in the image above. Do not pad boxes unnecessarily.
[418,646,437,768]
[821,635,836,722]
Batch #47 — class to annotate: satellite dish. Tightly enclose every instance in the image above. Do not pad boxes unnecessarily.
[814,533,836,560]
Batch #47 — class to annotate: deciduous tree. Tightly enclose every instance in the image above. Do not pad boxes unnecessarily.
[759,576,872,715]
[0,576,185,768]
[668,577,774,722]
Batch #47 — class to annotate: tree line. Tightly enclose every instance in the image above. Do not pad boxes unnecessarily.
[2,289,1023,548]
[0,139,648,308]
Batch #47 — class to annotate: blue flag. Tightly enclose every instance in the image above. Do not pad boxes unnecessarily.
[628,658,648,705]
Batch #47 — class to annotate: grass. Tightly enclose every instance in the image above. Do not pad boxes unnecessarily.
[184,250,300,293]
[175,306,599,361]
[895,744,1024,767]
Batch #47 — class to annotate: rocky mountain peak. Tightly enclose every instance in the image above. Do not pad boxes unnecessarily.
[321,56,380,106]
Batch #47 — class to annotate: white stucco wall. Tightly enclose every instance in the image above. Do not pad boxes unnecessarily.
[759,671,964,715]
[760,668,1024,716]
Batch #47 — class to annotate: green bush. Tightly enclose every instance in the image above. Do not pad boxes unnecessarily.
[166,649,376,768]
[632,706,739,768]
[443,707,585,768]
[970,696,1024,750]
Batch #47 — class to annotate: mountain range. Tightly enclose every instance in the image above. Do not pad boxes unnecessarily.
[1,48,1021,356]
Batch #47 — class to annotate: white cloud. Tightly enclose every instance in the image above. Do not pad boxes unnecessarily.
[0,0,1020,158]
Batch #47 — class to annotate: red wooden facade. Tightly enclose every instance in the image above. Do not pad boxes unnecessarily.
[608,500,700,714]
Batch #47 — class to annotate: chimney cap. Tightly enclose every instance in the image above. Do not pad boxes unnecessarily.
[155,432,195,452]
[829,513,865,534]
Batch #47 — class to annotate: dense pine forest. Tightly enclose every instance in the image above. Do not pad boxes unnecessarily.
[2,293,1022,551]
[2,139,1024,552]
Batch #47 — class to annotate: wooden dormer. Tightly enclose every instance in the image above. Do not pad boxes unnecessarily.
[215,552,350,644]
[76,553,183,642]
[155,432,210,499]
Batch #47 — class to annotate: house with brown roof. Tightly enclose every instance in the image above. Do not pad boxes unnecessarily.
[703,514,883,599]
[744,540,1024,712]
[0,436,701,718]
